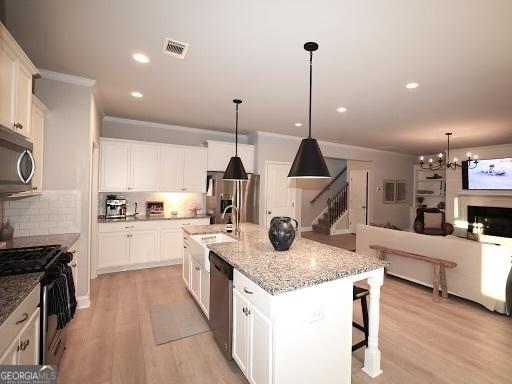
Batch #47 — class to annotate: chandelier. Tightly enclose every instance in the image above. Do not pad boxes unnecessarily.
[419,133,479,171]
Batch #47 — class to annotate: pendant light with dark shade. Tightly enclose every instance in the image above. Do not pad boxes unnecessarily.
[223,99,248,180]
[288,42,331,179]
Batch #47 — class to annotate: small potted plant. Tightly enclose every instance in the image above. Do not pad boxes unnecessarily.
[416,196,425,208]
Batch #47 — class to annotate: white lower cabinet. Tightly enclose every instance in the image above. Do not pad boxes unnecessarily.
[0,286,40,365]
[98,231,130,268]
[233,289,250,376]
[233,287,272,384]
[190,258,201,302]
[161,229,183,262]
[97,218,210,274]
[182,241,191,288]
[130,230,159,264]
[187,257,210,319]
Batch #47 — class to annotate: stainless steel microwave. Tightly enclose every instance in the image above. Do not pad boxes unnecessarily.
[0,125,35,194]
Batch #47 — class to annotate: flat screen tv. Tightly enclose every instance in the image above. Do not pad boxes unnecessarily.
[462,157,512,190]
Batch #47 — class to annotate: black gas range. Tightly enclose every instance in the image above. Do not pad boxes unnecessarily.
[0,245,65,276]
[0,244,75,365]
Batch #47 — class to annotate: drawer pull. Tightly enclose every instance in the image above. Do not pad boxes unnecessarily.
[125,226,135,229]
[195,267,200,271]
[71,250,77,254]
[71,263,77,268]
[16,312,29,325]
[19,339,30,351]
[243,287,254,295]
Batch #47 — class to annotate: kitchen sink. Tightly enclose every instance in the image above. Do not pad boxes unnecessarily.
[188,233,236,272]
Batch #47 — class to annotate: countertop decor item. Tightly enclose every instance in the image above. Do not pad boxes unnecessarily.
[268,216,298,251]
[147,201,164,215]
[0,220,14,241]
[288,42,330,179]
[223,99,248,181]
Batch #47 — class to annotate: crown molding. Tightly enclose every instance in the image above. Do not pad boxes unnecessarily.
[39,69,96,87]
[254,131,415,158]
[103,116,244,140]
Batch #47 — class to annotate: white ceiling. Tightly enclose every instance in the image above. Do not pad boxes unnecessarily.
[2,0,512,154]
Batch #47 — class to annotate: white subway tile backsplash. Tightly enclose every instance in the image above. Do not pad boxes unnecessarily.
[29,215,49,222]
[3,190,81,237]
[19,222,40,230]
[4,209,19,216]
[18,208,40,216]
[29,228,49,236]
[15,229,29,237]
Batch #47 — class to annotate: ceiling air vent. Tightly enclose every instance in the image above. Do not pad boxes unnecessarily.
[163,38,189,59]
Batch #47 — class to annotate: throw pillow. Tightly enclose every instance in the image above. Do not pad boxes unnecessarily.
[423,212,442,229]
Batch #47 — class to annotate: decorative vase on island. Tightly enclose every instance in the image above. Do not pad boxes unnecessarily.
[268,216,298,251]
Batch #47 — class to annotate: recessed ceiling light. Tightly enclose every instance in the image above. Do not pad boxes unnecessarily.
[132,53,149,63]
[294,122,303,127]
[336,107,347,113]
[406,82,419,89]
[131,91,143,98]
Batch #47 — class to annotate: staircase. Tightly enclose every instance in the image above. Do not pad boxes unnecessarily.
[312,182,349,235]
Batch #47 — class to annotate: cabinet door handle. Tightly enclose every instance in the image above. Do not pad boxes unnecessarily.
[244,287,253,295]
[125,226,135,229]
[16,312,29,325]
[14,122,23,130]
[71,263,77,268]
[195,267,200,271]
[71,250,77,254]
[20,339,29,351]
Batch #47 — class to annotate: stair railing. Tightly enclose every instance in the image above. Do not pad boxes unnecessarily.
[310,166,347,205]
[327,182,349,227]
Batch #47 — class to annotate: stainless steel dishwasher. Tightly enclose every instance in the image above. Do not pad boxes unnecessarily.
[209,251,234,360]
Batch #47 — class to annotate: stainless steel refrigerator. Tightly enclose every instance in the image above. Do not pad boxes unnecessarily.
[206,172,259,224]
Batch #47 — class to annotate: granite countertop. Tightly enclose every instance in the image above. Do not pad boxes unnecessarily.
[0,272,43,326]
[98,214,210,223]
[1,233,80,250]
[184,223,386,295]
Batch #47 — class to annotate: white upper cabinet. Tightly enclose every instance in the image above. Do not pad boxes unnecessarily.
[183,147,207,193]
[14,63,32,138]
[31,96,47,191]
[207,140,255,173]
[0,41,16,130]
[100,140,131,191]
[131,143,158,191]
[100,138,207,193]
[159,146,185,191]
[0,22,38,136]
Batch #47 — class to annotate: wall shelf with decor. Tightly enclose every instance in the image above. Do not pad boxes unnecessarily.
[410,165,447,230]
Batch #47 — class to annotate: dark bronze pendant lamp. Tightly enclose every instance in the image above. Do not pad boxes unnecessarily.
[223,99,248,180]
[288,42,330,178]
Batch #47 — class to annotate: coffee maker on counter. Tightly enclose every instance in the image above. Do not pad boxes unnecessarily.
[105,195,127,219]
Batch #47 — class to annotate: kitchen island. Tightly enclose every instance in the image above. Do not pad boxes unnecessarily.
[184,223,386,384]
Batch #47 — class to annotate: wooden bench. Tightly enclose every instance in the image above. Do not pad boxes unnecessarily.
[370,245,457,302]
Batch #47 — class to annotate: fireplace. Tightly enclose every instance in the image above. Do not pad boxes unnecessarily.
[467,205,512,238]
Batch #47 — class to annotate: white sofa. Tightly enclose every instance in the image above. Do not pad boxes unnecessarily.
[356,224,511,314]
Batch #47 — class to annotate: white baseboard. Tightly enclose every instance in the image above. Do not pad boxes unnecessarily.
[330,228,352,235]
[96,258,181,275]
[300,226,313,232]
[77,295,90,309]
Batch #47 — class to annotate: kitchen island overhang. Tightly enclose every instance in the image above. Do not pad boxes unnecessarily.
[184,223,386,383]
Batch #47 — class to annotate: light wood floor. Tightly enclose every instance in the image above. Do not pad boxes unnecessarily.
[59,266,512,384]
[302,231,357,251]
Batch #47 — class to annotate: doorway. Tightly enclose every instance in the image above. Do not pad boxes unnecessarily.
[349,170,369,233]
[264,161,298,228]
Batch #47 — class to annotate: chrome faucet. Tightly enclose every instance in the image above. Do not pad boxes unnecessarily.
[222,205,240,236]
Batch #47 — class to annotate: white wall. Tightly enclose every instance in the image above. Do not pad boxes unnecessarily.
[102,116,247,146]
[249,132,416,229]
[34,76,97,300]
